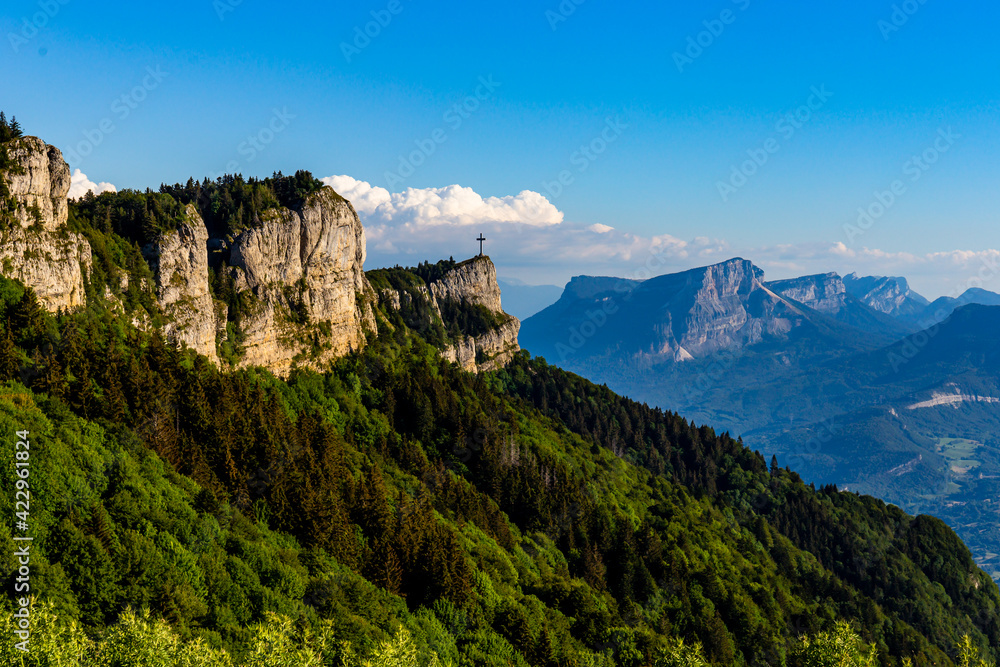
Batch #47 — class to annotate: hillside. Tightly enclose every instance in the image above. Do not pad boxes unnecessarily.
[0,276,998,664]
[2,126,999,665]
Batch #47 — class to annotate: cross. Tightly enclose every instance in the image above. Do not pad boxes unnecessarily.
[476,233,487,256]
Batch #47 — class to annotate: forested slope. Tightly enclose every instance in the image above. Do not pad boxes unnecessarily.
[0,251,997,666]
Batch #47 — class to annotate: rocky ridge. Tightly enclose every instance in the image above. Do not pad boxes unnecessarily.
[767,272,912,342]
[1,135,520,376]
[223,188,377,375]
[379,256,521,373]
[0,136,92,310]
[142,204,223,363]
[843,272,929,319]
[766,272,847,315]
[522,258,816,364]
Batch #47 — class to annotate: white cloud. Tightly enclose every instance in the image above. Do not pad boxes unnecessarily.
[750,243,1000,298]
[320,175,998,299]
[68,169,116,199]
[321,175,563,229]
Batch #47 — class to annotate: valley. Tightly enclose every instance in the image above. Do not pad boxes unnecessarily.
[521,262,1000,581]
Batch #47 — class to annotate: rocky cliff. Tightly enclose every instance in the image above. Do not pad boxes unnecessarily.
[378,256,521,373]
[767,272,912,342]
[766,272,846,315]
[0,136,92,310]
[224,188,376,375]
[143,204,223,363]
[843,272,929,319]
[436,257,520,372]
[1,135,518,376]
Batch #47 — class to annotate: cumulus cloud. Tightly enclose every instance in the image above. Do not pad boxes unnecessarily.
[320,175,997,297]
[322,174,716,275]
[322,176,563,229]
[68,169,116,199]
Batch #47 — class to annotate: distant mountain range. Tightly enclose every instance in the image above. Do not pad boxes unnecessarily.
[842,272,930,320]
[520,258,1000,579]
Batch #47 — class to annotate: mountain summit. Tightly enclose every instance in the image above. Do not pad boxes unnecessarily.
[521,258,846,364]
[843,272,929,318]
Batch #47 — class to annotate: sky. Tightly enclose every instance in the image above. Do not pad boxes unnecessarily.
[2,0,999,298]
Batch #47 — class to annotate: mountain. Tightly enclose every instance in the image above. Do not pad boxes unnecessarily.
[520,258,1000,581]
[496,278,563,320]
[0,136,91,309]
[766,272,914,341]
[918,287,1000,325]
[521,258,874,367]
[4,124,1000,665]
[3,264,1000,664]
[843,272,930,319]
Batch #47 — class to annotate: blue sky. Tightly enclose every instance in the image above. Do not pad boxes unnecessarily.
[3,0,998,297]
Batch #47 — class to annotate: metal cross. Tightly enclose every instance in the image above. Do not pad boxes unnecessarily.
[477,233,486,256]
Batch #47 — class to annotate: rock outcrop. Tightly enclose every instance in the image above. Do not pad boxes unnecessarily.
[143,204,222,363]
[4,136,71,232]
[0,136,91,310]
[1,135,517,376]
[378,256,521,373]
[428,257,505,313]
[225,188,376,375]
[441,315,521,373]
[434,257,521,372]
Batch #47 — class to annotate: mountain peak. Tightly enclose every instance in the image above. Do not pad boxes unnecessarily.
[843,272,929,318]
[522,258,835,364]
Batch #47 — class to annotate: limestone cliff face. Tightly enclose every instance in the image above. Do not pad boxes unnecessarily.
[644,258,799,360]
[767,272,847,315]
[441,315,521,373]
[5,136,71,232]
[0,136,91,310]
[433,257,520,372]
[380,256,521,373]
[843,272,929,319]
[226,188,375,375]
[428,257,505,312]
[143,204,222,363]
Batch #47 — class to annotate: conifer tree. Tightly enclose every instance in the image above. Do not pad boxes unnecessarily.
[0,326,19,381]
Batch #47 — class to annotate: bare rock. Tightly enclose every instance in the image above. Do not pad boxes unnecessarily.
[1,136,91,310]
[143,204,222,363]
[227,188,373,375]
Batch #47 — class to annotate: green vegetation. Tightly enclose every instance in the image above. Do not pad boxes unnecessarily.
[65,201,162,317]
[1,253,999,666]
[69,188,189,246]
[160,170,326,239]
[0,111,26,228]
[370,258,511,346]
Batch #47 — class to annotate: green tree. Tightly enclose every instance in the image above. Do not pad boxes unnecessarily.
[793,622,879,667]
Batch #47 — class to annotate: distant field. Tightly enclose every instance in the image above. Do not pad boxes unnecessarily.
[935,437,982,477]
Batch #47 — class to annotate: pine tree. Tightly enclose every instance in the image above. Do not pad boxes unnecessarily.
[0,327,19,381]
[10,288,45,348]
[39,348,67,399]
